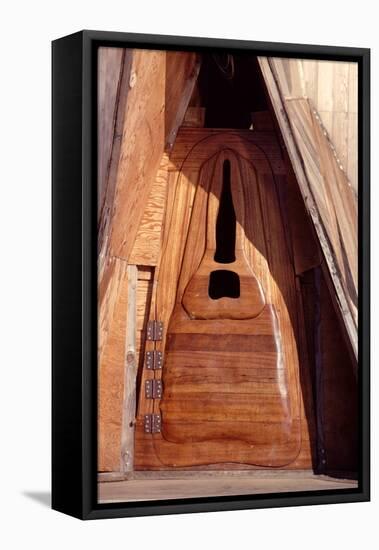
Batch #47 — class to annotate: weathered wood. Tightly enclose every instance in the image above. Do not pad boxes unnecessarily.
[128,154,169,266]
[165,52,201,149]
[258,58,357,360]
[97,47,125,222]
[99,467,356,483]
[98,50,132,252]
[98,258,129,472]
[265,57,358,191]
[120,265,138,472]
[105,50,167,263]
[98,473,357,503]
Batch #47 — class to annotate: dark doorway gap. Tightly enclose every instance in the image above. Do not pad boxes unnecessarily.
[197,54,268,128]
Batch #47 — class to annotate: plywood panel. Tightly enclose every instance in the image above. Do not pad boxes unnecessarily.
[106,49,166,262]
[129,154,169,266]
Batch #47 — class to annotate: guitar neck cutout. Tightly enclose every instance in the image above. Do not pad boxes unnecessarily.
[214,159,236,264]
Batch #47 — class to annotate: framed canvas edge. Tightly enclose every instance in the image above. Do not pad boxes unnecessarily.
[52,29,370,520]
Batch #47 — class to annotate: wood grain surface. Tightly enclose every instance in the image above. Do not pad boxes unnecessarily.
[98,473,357,503]
[259,58,358,360]
[135,129,313,469]
[97,50,200,470]
[261,57,358,191]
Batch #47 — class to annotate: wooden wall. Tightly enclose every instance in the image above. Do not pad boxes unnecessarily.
[263,58,358,192]
[97,48,199,472]
[98,50,358,475]
[259,57,358,360]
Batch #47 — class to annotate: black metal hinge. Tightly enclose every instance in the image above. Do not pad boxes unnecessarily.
[144,414,162,434]
[145,350,163,370]
[146,320,163,341]
[145,379,163,399]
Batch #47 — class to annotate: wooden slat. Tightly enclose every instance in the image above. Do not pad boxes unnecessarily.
[266,57,358,191]
[165,52,201,149]
[98,50,132,255]
[270,58,358,191]
[98,474,357,503]
[98,258,129,472]
[97,47,124,221]
[166,333,277,352]
[120,265,138,472]
[135,270,154,383]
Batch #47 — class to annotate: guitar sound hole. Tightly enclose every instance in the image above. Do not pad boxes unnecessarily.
[208,270,240,300]
[214,159,236,263]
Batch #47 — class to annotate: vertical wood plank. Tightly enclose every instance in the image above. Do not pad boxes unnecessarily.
[98,258,129,472]
[332,61,349,112]
[108,50,166,261]
[97,47,125,221]
[165,52,201,149]
[121,265,138,473]
[301,60,318,100]
[316,61,334,112]
[348,63,358,114]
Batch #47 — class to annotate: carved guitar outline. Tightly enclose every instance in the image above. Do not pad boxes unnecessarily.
[135,131,304,469]
[182,151,266,320]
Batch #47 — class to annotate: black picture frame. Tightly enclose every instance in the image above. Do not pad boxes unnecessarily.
[52,30,370,520]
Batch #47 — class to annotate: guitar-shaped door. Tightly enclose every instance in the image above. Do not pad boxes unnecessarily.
[135,132,304,469]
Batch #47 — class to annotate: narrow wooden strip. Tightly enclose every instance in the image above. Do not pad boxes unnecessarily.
[163,350,279,369]
[162,420,294,445]
[164,366,282,381]
[166,333,277,352]
[163,380,285,395]
[98,258,129,472]
[98,476,357,503]
[120,265,138,472]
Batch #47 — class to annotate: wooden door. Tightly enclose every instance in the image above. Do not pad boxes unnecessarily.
[135,130,310,469]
